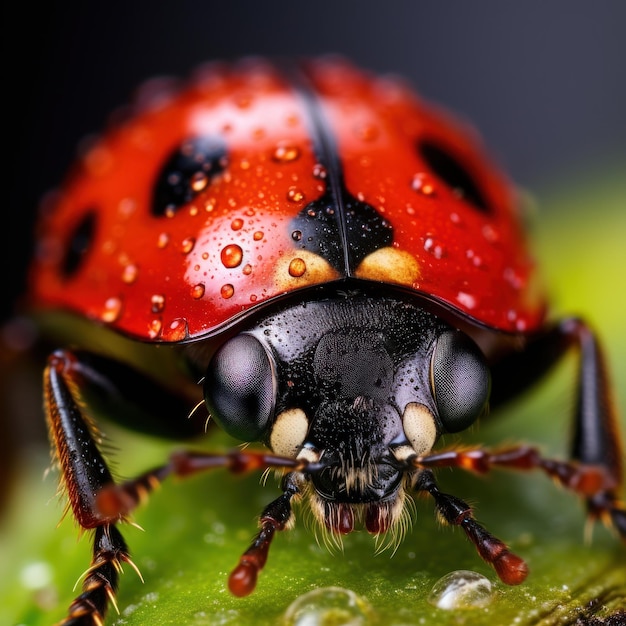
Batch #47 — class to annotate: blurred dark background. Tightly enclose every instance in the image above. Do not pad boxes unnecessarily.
[4,1,626,324]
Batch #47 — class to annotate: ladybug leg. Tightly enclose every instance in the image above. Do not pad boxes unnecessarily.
[94,452,305,596]
[413,469,528,585]
[45,350,137,625]
[95,449,303,518]
[489,317,625,537]
[228,472,302,596]
[416,445,626,537]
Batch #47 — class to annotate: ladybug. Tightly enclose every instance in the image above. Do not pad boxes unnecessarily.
[26,56,624,624]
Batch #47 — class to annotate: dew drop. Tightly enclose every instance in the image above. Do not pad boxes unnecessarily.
[220,284,234,299]
[412,172,437,196]
[148,319,162,339]
[253,231,264,241]
[516,318,528,332]
[190,171,209,193]
[312,163,327,179]
[272,142,301,163]
[288,257,307,277]
[163,317,188,341]
[291,230,302,242]
[427,570,494,610]
[191,283,205,299]
[287,187,305,202]
[181,237,196,254]
[221,244,243,268]
[456,291,477,309]
[242,264,252,275]
[424,236,446,259]
[250,294,258,302]
[121,263,139,284]
[466,249,485,269]
[151,294,166,314]
[231,218,244,231]
[101,296,123,323]
[283,587,372,626]
[157,232,169,249]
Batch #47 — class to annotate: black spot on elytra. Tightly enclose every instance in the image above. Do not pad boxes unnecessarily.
[291,189,393,273]
[419,140,490,213]
[152,135,227,216]
[61,210,97,278]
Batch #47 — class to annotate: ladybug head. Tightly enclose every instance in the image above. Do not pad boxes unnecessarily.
[202,295,490,537]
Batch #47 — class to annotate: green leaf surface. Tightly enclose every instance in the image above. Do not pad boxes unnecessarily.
[1,166,625,625]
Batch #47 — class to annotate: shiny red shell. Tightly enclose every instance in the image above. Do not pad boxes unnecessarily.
[29,57,546,341]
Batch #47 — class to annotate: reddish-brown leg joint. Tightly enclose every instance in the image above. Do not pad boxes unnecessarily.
[414,470,528,585]
[228,473,300,596]
[415,445,626,540]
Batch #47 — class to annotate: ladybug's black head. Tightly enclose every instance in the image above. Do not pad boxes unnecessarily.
[202,296,490,538]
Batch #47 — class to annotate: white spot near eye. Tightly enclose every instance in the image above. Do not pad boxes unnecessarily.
[402,402,437,456]
[270,408,309,457]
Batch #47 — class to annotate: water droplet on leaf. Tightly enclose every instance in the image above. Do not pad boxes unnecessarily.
[284,587,372,626]
[428,570,494,610]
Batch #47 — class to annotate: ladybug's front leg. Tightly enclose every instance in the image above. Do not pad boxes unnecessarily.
[413,469,528,585]
[45,350,136,625]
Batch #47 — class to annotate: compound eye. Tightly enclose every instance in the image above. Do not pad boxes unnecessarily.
[431,331,491,433]
[204,334,275,441]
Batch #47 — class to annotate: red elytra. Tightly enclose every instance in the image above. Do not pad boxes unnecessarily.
[29,57,545,341]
